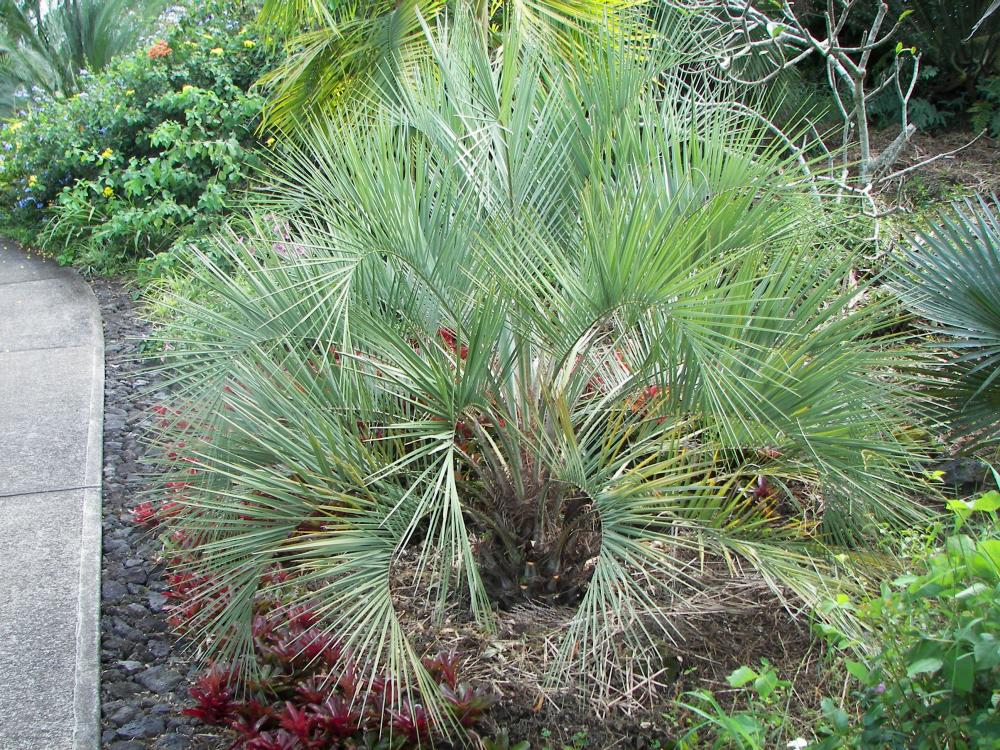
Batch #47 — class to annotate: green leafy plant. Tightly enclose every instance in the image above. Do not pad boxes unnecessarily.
[540,728,589,750]
[483,731,530,750]
[257,0,648,130]
[673,661,808,750]
[42,81,264,270]
[895,194,1000,445]
[818,492,1000,750]
[887,0,1000,102]
[149,15,934,731]
[969,76,1000,137]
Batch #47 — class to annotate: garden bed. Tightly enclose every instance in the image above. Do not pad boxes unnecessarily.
[86,119,1000,750]
[91,284,826,749]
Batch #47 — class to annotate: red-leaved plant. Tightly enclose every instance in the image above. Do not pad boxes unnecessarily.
[181,602,494,749]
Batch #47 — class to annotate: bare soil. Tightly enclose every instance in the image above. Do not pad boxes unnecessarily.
[477,602,822,748]
[388,564,831,749]
[873,128,1000,206]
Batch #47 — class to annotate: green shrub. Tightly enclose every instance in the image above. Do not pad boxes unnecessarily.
[821,492,1000,750]
[0,0,167,114]
[969,76,1000,137]
[0,0,280,273]
[42,82,264,270]
[673,493,1000,750]
[888,0,1000,106]
[674,661,800,750]
[148,17,935,727]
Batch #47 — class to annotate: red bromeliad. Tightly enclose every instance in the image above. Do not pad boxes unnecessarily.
[181,597,494,748]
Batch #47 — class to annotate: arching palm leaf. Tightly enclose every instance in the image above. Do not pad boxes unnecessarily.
[0,0,166,114]
[896,194,1000,445]
[257,0,643,132]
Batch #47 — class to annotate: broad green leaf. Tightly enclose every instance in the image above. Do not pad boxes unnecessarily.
[972,490,1000,513]
[973,633,1000,669]
[845,659,870,682]
[979,539,1000,570]
[945,652,976,695]
[821,697,851,734]
[753,670,779,699]
[955,582,990,599]
[727,666,759,688]
[906,657,943,677]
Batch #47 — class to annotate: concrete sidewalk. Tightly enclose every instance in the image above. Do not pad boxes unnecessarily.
[0,240,103,749]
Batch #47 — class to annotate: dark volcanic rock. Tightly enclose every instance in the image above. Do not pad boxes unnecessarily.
[153,735,191,750]
[108,704,138,726]
[117,716,166,739]
[135,666,183,694]
[94,278,202,749]
[936,456,993,494]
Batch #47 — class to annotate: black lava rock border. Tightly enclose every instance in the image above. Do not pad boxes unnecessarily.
[94,278,207,750]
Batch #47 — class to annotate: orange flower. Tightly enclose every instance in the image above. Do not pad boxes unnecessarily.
[148,39,172,59]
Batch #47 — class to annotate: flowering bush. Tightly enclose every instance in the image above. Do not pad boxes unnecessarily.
[0,0,280,274]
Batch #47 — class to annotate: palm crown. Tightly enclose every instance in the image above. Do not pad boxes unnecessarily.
[152,17,931,721]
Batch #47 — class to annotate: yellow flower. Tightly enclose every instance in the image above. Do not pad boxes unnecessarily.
[243,39,255,48]
[101,148,114,159]
[27,175,37,186]
[182,84,194,92]
[266,137,276,147]
[8,120,23,132]
[125,89,135,96]
[209,47,223,56]
[103,186,114,198]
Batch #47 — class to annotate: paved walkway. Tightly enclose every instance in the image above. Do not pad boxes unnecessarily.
[0,240,103,749]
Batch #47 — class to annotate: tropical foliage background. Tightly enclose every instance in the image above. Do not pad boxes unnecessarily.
[0,0,996,747]
[256,0,643,130]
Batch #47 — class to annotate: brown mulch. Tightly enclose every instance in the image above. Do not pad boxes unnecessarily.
[872,128,1000,207]
[387,556,833,749]
[475,603,823,749]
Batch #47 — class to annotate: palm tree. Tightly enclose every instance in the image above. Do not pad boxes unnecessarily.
[896,195,1000,446]
[0,0,166,114]
[151,17,932,728]
[257,0,645,130]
